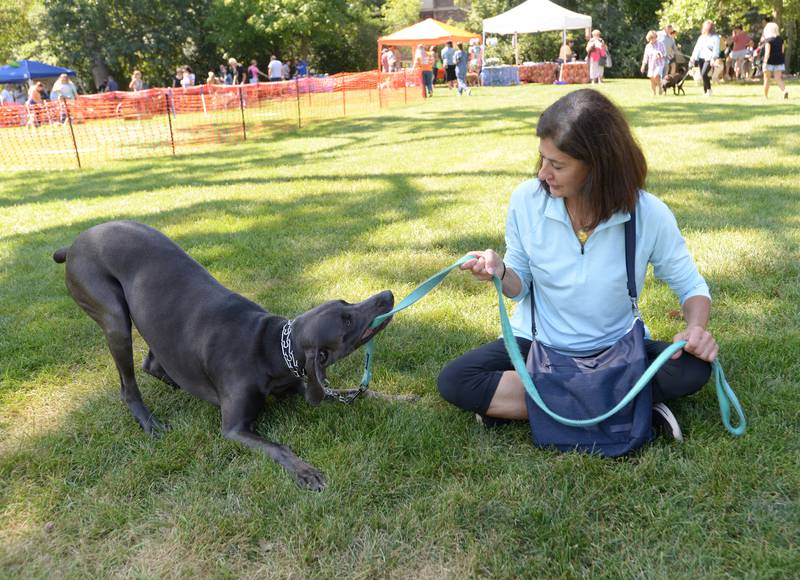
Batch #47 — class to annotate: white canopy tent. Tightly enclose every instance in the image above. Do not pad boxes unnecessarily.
[482,0,592,63]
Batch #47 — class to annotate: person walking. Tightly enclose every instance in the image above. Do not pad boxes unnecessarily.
[586,30,606,84]
[656,24,676,78]
[441,41,457,90]
[454,42,470,96]
[641,31,666,96]
[761,22,788,99]
[728,25,752,80]
[413,44,434,97]
[689,20,720,96]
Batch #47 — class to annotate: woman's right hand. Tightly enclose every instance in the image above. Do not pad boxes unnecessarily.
[461,249,504,281]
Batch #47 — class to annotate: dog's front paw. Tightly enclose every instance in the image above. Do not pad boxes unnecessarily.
[294,463,326,491]
[141,415,170,437]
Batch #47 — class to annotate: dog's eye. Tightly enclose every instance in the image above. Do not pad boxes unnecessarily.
[318,350,329,363]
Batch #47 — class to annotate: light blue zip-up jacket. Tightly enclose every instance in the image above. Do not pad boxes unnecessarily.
[503,180,710,355]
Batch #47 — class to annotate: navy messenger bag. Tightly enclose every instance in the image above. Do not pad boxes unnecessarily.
[524,211,654,457]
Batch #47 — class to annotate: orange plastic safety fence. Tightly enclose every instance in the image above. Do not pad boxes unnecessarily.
[0,70,424,171]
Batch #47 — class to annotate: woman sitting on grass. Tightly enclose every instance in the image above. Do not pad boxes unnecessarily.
[438,89,717,442]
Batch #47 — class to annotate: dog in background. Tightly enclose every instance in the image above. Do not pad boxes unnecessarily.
[661,69,691,95]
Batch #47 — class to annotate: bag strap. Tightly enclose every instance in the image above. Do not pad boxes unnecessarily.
[532,209,638,336]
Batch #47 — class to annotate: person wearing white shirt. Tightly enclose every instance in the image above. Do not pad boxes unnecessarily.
[0,84,13,105]
[689,20,721,96]
[268,56,283,82]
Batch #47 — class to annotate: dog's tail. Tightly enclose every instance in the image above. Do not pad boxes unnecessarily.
[52,246,70,263]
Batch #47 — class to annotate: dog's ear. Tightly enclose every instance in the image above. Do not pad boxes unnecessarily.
[302,348,327,406]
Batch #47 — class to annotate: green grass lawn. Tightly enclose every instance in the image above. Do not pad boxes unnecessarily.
[1,79,798,577]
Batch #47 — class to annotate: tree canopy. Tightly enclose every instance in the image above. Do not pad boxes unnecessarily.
[0,0,795,89]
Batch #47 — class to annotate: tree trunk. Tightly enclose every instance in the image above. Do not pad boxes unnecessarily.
[90,53,112,90]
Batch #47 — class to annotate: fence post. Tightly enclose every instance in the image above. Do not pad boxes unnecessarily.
[403,68,407,104]
[238,86,247,141]
[62,96,81,170]
[295,77,302,129]
[377,71,383,109]
[341,77,347,116]
[164,90,176,156]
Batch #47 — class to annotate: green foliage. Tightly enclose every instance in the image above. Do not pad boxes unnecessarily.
[38,0,217,88]
[658,0,772,35]
[381,0,420,33]
[0,1,49,65]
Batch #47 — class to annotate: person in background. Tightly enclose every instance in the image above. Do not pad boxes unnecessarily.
[247,60,264,83]
[558,39,575,63]
[441,40,457,90]
[728,25,752,80]
[381,48,390,73]
[26,81,45,127]
[438,89,716,442]
[0,84,13,105]
[689,20,720,96]
[741,40,755,79]
[413,43,434,97]
[656,24,676,79]
[391,47,402,72]
[454,42,470,96]
[386,48,397,73]
[296,58,309,77]
[51,73,78,100]
[172,66,183,88]
[207,71,220,85]
[180,68,192,89]
[106,75,118,92]
[761,22,788,99]
[586,29,606,84]
[641,31,666,96]
[469,38,483,81]
[430,46,440,86]
[268,55,283,82]
[51,73,77,123]
[129,70,144,91]
[219,63,231,85]
[228,58,245,84]
[281,59,290,80]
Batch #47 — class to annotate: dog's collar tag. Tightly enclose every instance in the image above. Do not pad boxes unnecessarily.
[281,320,306,379]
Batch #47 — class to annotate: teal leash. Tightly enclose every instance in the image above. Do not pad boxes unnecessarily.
[348,256,746,436]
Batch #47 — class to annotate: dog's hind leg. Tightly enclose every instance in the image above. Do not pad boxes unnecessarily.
[66,275,166,435]
[142,349,180,389]
[221,390,326,491]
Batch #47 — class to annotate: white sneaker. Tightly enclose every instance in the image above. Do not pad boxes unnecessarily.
[652,402,684,442]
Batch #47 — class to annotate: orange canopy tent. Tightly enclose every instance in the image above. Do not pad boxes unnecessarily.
[378,18,481,69]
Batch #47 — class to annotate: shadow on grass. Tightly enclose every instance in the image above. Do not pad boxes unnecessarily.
[1,83,799,575]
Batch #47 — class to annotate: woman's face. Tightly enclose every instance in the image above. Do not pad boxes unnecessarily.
[537,137,590,199]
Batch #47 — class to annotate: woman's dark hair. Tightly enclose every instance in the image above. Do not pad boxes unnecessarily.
[535,89,646,228]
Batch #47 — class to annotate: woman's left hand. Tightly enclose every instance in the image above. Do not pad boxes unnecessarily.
[672,325,718,362]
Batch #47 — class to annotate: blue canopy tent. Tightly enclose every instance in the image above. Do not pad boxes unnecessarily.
[0,59,76,83]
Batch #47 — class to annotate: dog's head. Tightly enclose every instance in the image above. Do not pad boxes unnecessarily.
[292,290,394,406]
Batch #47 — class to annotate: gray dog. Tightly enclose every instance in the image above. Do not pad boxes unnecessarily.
[53,221,394,491]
